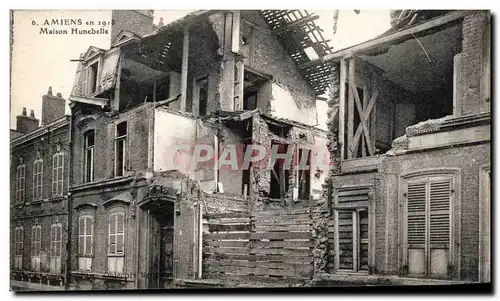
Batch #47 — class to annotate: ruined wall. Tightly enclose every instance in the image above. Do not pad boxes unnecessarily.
[217,127,244,195]
[240,11,318,126]
[153,107,197,176]
[458,11,490,116]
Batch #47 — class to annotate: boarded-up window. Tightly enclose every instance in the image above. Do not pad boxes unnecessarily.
[404,176,453,278]
[333,186,371,272]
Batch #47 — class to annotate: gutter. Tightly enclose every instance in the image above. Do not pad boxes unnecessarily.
[64,113,73,290]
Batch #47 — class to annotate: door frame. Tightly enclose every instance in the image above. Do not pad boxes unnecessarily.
[479,164,491,282]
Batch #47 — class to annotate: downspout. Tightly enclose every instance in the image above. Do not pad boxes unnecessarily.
[65,114,73,291]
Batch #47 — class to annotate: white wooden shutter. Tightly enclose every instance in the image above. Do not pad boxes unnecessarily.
[429,178,451,276]
[406,181,427,275]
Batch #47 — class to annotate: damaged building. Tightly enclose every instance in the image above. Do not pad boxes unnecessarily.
[310,10,491,284]
[65,10,330,289]
[10,88,70,289]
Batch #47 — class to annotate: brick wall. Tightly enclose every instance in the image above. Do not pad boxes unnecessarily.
[383,143,490,281]
[458,11,490,116]
[71,103,152,186]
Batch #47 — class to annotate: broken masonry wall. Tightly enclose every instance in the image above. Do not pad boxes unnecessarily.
[217,126,245,195]
[240,11,318,126]
[153,107,197,177]
[458,11,490,116]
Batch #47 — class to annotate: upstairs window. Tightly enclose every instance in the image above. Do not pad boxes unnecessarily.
[31,225,41,271]
[115,122,127,177]
[16,158,25,203]
[193,76,208,116]
[83,130,95,183]
[32,154,43,201]
[52,145,64,196]
[14,226,23,270]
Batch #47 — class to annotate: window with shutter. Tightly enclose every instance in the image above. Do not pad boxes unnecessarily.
[14,226,23,270]
[52,149,64,196]
[77,215,93,271]
[31,225,41,271]
[108,211,125,274]
[404,175,454,279]
[50,224,62,273]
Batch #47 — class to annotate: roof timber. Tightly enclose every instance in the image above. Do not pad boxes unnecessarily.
[300,10,475,69]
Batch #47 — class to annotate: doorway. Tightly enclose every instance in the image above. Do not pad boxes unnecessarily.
[140,199,175,289]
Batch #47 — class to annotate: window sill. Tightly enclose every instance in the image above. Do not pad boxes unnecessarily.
[45,196,65,203]
[78,254,94,258]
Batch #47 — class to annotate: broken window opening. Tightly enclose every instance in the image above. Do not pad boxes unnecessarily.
[267,121,292,138]
[298,148,311,200]
[269,143,290,199]
[243,69,269,111]
[340,23,462,160]
[194,76,208,116]
[115,121,127,177]
[89,61,99,94]
[119,58,170,110]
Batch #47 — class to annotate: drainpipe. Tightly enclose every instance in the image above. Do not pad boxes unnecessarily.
[65,114,73,291]
[133,176,140,289]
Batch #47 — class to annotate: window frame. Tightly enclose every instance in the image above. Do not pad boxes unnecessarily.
[192,75,209,116]
[32,158,43,201]
[16,162,26,203]
[83,129,95,183]
[50,223,62,273]
[14,226,24,270]
[114,121,128,177]
[31,224,41,271]
[76,205,96,272]
[106,206,127,274]
[399,168,461,280]
[52,148,65,196]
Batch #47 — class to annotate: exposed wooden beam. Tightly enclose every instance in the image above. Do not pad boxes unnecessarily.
[347,58,355,159]
[272,14,320,35]
[300,10,475,69]
[339,58,347,162]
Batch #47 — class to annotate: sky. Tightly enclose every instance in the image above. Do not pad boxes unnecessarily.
[10,10,390,129]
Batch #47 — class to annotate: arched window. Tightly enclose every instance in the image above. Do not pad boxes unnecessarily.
[52,145,65,196]
[14,226,23,270]
[32,153,43,201]
[50,223,62,273]
[83,130,95,183]
[77,212,94,272]
[31,224,41,271]
[107,208,126,274]
[16,158,25,203]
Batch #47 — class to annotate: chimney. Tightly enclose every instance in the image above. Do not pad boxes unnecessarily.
[16,107,39,133]
[110,10,155,45]
[42,86,66,125]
